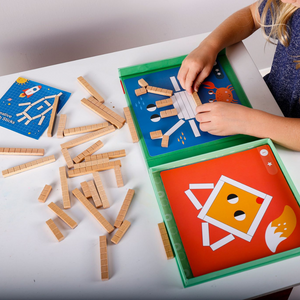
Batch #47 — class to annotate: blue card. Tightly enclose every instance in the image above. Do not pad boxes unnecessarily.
[0,77,71,139]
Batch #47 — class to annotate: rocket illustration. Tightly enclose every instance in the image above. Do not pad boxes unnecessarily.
[19,85,42,98]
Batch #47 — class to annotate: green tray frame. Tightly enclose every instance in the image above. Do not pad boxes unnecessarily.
[119,50,257,169]
[149,138,300,287]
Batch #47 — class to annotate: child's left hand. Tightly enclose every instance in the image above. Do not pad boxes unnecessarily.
[195,102,251,136]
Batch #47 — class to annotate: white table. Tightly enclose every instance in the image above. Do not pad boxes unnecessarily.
[1,33,300,300]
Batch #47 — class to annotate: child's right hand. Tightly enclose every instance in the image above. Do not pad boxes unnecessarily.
[177,43,218,94]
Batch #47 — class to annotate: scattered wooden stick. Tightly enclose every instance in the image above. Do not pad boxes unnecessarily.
[77,76,105,103]
[93,172,110,209]
[46,219,64,242]
[158,222,174,259]
[87,180,103,208]
[0,147,44,156]
[73,140,104,164]
[60,125,115,149]
[81,97,125,129]
[68,160,121,178]
[57,114,67,138]
[2,155,56,178]
[64,122,109,137]
[111,220,131,244]
[114,165,124,188]
[38,184,52,203]
[123,107,139,143]
[99,236,109,280]
[80,181,92,198]
[47,94,60,137]
[61,148,74,169]
[72,188,114,233]
[85,149,126,162]
[114,189,135,228]
[59,166,71,209]
[48,202,77,229]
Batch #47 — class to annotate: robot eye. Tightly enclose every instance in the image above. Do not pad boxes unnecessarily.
[150,114,161,122]
[147,104,156,112]
[234,210,246,221]
[227,194,238,204]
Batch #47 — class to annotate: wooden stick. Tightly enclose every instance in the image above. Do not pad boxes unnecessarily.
[64,122,109,137]
[150,130,163,140]
[81,97,125,129]
[87,180,102,208]
[61,148,74,169]
[93,172,110,209]
[48,202,77,229]
[138,78,148,87]
[161,135,169,148]
[73,140,104,164]
[85,149,126,162]
[114,165,124,188]
[123,107,139,143]
[160,108,178,118]
[38,184,52,203]
[0,147,44,156]
[135,87,147,96]
[60,125,115,149]
[192,91,202,106]
[111,220,131,244]
[72,188,114,233]
[73,157,110,169]
[47,94,60,137]
[147,86,173,97]
[80,181,92,198]
[99,236,109,280]
[68,160,121,178]
[57,114,67,138]
[156,98,173,108]
[59,166,71,209]
[114,189,135,228]
[46,219,64,242]
[158,222,174,259]
[77,76,105,103]
[2,155,56,178]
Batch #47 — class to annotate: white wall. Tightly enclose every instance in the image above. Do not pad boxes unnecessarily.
[0,0,276,76]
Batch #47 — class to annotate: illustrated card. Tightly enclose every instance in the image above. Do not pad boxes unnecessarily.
[123,59,245,157]
[0,77,71,139]
[160,145,300,277]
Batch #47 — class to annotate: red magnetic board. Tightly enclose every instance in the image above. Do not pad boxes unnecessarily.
[160,145,300,277]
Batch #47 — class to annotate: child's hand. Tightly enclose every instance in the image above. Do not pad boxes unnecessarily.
[177,44,217,94]
[195,102,251,136]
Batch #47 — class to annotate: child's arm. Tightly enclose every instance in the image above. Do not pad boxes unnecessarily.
[196,102,300,151]
[178,3,261,94]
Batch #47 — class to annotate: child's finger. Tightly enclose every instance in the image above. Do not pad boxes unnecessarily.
[185,69,201,94]
[196,110,212,124]
[196,102,212,114]
[177,67,188,90]
[193,66,212,92]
